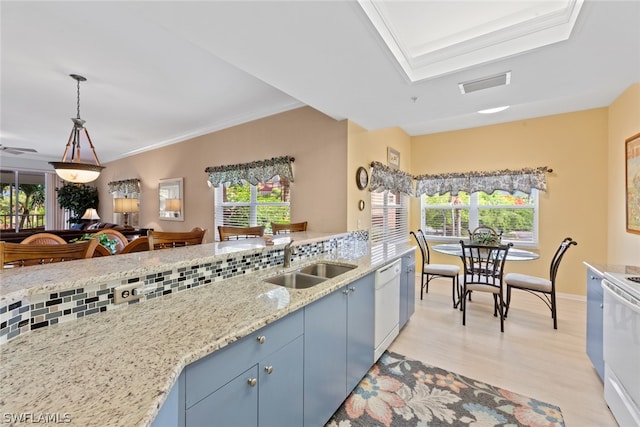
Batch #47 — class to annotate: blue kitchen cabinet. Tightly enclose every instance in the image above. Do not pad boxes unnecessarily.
[586,268,604,381]
[186,335,304,427]
[186,365,258,427]
[304,273,374,427]
[152,309,304,427]
[399,251,416,329]
[346,274,375,393]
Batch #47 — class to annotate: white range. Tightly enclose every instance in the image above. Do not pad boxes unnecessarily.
[602,271,640,427]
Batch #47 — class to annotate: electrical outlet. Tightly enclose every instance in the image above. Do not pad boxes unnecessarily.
[113,283,142,304]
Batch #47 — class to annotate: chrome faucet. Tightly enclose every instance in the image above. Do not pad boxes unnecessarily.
[284,240,296,268]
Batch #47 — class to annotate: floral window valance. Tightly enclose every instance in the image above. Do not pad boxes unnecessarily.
[205,156,295,187]
[369,161,415,196]
[415,166,550,196]
[107,178,140,194]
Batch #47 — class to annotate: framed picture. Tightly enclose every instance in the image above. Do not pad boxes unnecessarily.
[626,132,640,234]
[387,147,400,169]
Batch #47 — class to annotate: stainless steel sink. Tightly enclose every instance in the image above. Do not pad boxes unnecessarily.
[264,272,327,289]
[298,262,356,278]
[264,262,356,289]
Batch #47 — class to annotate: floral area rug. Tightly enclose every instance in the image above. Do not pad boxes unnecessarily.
[327,351,565,427]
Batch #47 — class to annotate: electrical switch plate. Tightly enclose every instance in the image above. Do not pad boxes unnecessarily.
[113,283,142,304]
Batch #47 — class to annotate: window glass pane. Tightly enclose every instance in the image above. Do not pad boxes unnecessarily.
[424,207,470,238]
[215,175,291,239]
[422,190,538,245]
[223,184,250,203]
[478,191,534,206]
[256,177,290,203]
[0,170,46,231]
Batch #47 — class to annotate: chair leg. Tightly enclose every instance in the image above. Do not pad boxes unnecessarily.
[505,285,512,317]
[499,294,505,333]
[451,276,458,308]
[462,288,467,326]
[420,274,425,300]
[551,291,558,329]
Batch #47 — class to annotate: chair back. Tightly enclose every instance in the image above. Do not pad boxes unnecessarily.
[148,228,206,250]
[410,230,431,265]
[20,233,67,245]
[271,221,307,234]
[459,241,512,287]
[1,239,99,268]
[94,229,129,254]
[218,225,265,241]
[120,237,150,254]
[549,237,577,284]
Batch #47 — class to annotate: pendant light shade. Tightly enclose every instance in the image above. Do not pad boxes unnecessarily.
[49,74,105,183]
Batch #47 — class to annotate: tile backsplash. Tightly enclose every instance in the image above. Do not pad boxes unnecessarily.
[0,233,366,346]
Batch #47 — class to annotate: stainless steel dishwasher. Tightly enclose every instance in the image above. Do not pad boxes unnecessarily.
[374,259,402,360]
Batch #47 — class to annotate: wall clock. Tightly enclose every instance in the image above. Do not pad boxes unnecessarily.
[356,166,369,190]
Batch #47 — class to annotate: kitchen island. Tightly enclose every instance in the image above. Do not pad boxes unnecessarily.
[0,232,414,426]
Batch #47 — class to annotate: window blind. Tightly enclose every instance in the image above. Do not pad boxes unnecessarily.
[370,190,409,244]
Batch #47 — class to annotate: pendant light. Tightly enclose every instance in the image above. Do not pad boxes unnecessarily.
[49,74,105,183]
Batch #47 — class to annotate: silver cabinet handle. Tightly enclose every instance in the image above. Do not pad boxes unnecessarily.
[349,287,356,293]
[257,335,266,344]
[343,290,349,295]
[247,378,257,387]
[264,366,273,375]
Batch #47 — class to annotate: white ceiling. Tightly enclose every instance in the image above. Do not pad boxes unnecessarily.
[1,1,639,167]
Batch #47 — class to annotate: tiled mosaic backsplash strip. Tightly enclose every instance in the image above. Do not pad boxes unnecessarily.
[0,233,366,346]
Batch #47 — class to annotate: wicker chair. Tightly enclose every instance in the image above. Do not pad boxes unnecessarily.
[20,233,66,245]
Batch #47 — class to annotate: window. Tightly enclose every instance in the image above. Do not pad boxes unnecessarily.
[1,170,46,231]
[370,190,409,244]
[421,190,538,246]
[214,176,290,239]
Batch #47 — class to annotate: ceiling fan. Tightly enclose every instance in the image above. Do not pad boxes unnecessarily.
[0,145,38,155]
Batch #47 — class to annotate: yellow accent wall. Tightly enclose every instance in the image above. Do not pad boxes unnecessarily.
[347,122,411,231]
[411,109,610,296]
[607,83,640,264]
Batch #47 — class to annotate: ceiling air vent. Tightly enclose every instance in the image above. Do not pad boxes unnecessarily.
[458,71,511,94]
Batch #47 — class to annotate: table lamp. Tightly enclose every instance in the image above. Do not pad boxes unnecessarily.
[114,197,139,226]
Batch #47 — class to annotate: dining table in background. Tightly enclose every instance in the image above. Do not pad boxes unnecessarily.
[431,243,540,261]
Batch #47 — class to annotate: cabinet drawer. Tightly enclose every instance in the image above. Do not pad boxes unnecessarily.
[185,308,303,408]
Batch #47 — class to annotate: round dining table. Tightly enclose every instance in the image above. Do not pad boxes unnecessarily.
[431,243,540,261]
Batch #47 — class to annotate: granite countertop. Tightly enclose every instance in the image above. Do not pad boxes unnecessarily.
[0,231,339,306]
[583,261,640,277]
[0,234,414,427]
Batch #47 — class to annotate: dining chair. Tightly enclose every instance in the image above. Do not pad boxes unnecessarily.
[410,230,460,308]
[93,229,129,254]
[1,239,99,268]
[20,233,66,245]
[459,240,512,332]
[504,237,577,329]
[218,225,265,241]
[148,228,206,250]
[120,237,150,254]
[271,221,308,234]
